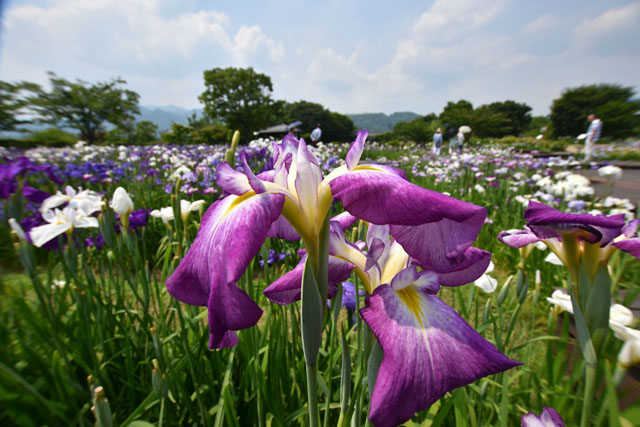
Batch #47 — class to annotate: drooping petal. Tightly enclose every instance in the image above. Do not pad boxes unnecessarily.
[266,215,301,240]
[30,222,72,247]
[345,130,368,170]
[497,228,543,248]
[524,200,625,246]
[360,285,521,427]
[621,219,639,238]
[215,162,252,195]
[330,211,359,231]
[166,192,284,348]
[242,155,267,194]
[331,170,484,227]
[23,186,51,203]
[263,256,355,305]
[436,247,492,287]
[613,238,640,259]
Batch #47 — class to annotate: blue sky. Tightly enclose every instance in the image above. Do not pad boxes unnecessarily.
[1,0,639,116]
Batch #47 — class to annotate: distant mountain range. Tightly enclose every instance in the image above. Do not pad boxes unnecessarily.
[138,105,204,131]
[347,112,421,134]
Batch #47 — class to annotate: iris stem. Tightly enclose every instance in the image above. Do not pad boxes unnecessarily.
[306,363,320,427]
[580,363,597,427]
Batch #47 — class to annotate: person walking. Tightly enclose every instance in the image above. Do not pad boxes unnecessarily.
[584,114,602,162]
[433,128,443,155]
[310,124,322,144]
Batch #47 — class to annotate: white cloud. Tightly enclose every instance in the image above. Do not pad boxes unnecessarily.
[573,2,640,52]
[412,0,507,41]
[524,14,558,35]
[1,0,283,90]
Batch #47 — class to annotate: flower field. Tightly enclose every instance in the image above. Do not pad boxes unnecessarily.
[1,135,639,426]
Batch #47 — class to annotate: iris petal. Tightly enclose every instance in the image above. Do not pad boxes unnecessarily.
[166,192,284,348]
[360,284,521,427]
[263,256,355,305]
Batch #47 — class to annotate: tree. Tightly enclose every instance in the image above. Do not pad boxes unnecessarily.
[281,100,354,142]
[486,100,532,136]
[29,72,140,144]
[550,84,640,138]
[469,106,512,138]
[391,114,440,143]
[0,81,38,131]
[439,100,475,137]
[107,120,159,145]
[199,67,276,142]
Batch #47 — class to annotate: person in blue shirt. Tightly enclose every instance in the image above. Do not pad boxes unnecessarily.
[433,128,443,155]
[584,114,602,161]
[310,124,322,144]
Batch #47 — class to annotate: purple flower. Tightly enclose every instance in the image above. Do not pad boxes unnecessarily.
[498,201,639,281]
[264,223,519,427]
[167,131,493,350]
[521,407,564,426]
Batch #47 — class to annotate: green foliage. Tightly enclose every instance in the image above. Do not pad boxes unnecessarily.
[471,105,513,138]
[106,120,159,145]
[526,116,551,137]
[486,100,532,136]
[28,72,140,144]
[0,81,38,131]
[199,67,276,142]
[27,127,77,146]
[550,83,640,138]
[281,100,355,142]
[191,124,228,145]
[439,100,533,138]
[161,123,193,144]
[439,99,475,133]
[348,112,420,134]
[391,114,440,143]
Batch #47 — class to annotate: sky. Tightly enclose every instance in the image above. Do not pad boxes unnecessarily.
[1,0,639,116]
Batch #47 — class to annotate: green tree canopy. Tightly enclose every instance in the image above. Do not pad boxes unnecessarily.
[199,67,276,142]
[107,120,159,145]
[28,72,140,144]
[486,100,532,136]
[281,100,355,142]
[0,80,38,131]
[550,83,640,138]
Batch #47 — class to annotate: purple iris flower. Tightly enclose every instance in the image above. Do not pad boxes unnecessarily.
[264,222,519,427]
[167,131,494,350]
[498,201,640,281]
[521,407,564,427]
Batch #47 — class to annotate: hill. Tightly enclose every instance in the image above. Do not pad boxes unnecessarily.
[348,112,421,134]
[137,105,204,132]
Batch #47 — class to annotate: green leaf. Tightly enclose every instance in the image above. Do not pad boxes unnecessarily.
[570,294,597,366]
[301,257,324,367]
[367,340,383,402]
[340,325,351,415]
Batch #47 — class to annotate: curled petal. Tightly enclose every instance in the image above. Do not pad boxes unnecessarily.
[435,247,492,286]
[263,256,355,305]
[166,192,284,348]
[525,200,625,246]
[621,219,639,238]
[497,228,543,249]
[331,211,359,231]
[613,238,640,259]
[346,130,368,170]
[215,162,251,195]
[267,215,301,240]
[360,285,521,427]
